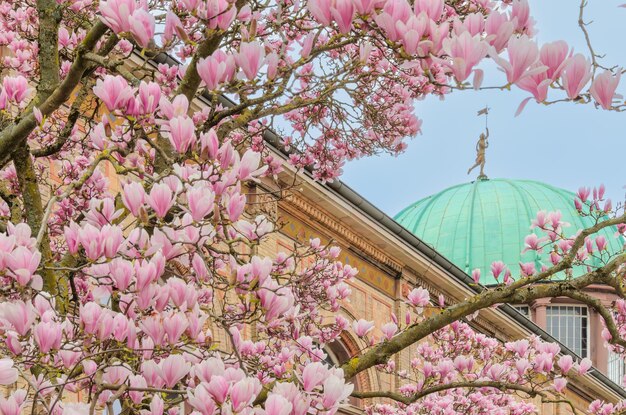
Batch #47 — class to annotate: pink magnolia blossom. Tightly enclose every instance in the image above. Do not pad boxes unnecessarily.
[492,35,544,84]
[93,75,133,111]
[258,283,295,321]
[227,193,247,221]
[149,395,164,415]
[553,377,567,393]
[136,81,161,115]
[128,8,155,48]
[204,0,236,29]
[471,268,481,284]
[0,359,18,385]
[266,52,279,80]
[6,246,41,286]
[381,322,398,340]
[307,0,332,25]
[168,116,196,153]
[231,378,261,411]
[352,319,374,337]
[539,40,570,80]
[99,0,136,33]
[2,76,31,105]
[354,0,377,15]
[508,339,530,357]
[83,360,98,376]
[414,0,443,20]
[140,316,165,346]
[485,11,514,53]
[561,54,592,99]
[188,384,217,415]
[122,182,146,217]
[490,261,506,280]
[407,287,430,308]
[0,391,24,415]
[163,312,188,344]
[266,394,293,415]
[236,42,266,81]
[33,321,62,353]
[441,31,488,82]
[578,357,593,375]
[486,363,506,381]
[590,70,621,110]
[515,359,530,376]
[80,302,103,334]
[206,375,230,403]
[129,375,147,405]
[302,362,327,391]
[596,235,608,251]
[534,352,554,373]
[158,355,190,388]
[187,185,216,221]
[238,150,268,181]
[0,300,36,336]
[163,11,184,43]
[148,183,175,218]
[321,375,354,408]
[515,64,551,104]
[198,51,236,90]
[330,0,355,33]
[511,0,532,32]
[558,355,574,373]
[159,95,189,120]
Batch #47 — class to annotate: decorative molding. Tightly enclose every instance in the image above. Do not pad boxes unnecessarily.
[281,192,403,272]
[247,191,279,221]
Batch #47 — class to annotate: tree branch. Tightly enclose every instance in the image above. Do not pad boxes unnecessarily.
[36,0,61,101]
[352,381,540,405]
[32,83,91,158]
[175,33,225,102]
[11,141,59,297]
[0,21,108,161]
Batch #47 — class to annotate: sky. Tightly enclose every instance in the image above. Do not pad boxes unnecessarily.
[341,0,626,217]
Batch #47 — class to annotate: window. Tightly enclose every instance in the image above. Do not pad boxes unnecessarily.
[546,305,588,358]
[324,340,362,407]
[608,350,626,386]
[514,305,530,318]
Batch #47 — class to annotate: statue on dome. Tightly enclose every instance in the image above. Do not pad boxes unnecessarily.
[467,107,490,179]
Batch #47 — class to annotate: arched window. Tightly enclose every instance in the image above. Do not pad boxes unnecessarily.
[324,339,363,408]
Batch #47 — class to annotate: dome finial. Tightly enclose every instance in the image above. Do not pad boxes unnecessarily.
[467,106,490,180]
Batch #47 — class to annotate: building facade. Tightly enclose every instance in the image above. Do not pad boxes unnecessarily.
[252,160,626,413]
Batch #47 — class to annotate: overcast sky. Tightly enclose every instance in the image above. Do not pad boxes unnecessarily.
[341,0,626,217]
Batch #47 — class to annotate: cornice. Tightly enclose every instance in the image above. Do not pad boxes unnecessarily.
[281,192,403,273]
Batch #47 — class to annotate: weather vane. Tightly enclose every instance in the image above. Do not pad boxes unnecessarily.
[467,106,490,180]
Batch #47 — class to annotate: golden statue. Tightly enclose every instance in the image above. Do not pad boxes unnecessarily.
[468,106,490,179]
[467,128,489,178]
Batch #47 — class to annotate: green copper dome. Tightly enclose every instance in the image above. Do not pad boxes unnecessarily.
[395,178,622,285]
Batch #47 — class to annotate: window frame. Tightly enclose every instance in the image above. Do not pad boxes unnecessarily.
[608,349,626,386]
[545,304,590,358]
[513,305,531,318]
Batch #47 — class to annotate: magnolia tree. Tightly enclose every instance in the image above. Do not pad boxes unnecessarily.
[0,0,625,414]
